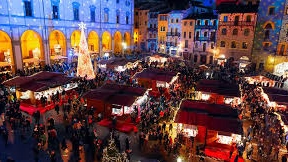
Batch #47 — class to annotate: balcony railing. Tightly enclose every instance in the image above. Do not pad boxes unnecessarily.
[218,21,255,26]
[148,28,157,32]
[195,37,216,41]
[166,32,181,37]
[195,25,217,29]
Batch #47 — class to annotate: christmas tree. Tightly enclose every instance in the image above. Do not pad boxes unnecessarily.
[102,133,129,162]
[76,22,96,80]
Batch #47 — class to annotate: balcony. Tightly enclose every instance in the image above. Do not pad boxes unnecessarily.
[166,42,176,46]
[218,21,255,26]
[166,32,181,37]
[148,28,157,32]
[195,37,215,41]
[195,25,217,30]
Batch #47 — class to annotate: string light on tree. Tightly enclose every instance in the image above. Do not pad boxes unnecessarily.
[76,22,96,80]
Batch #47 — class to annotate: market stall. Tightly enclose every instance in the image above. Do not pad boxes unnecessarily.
[148,53,170,67]
[83,84,148,133]
[245,75,276,87]
[3,71,77,114]
[175,100,242,161]
[134,68,179,91]
[98,58,139,72]
[192,79,240,105]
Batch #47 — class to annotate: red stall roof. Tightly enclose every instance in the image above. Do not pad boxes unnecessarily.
[134,68,178,83]
[196,79,240,97]
[175,100,242,134]
[83,83,147,107]
[3,71,74,92]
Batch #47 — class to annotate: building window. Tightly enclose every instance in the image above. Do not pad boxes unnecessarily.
[203,43,206,52]
[242,42,248,49]
[176,19,179,23]
[213,20,216,26]
[135,12,138,16]
[231,41,236,48]
[190,21,193,26]
[223,16,228,22]
[232,29,238,35]
[90,5,96,22]
[72,2,80,21]
[211,43,214,49]
[263,43,270,48]
[116,10,120,24]
[194,55,198,63]
[116,0,119,3]
[197,20,201,25]
[246,15,251,22]
[221,28,227,35]
[220,41,225,47]
[268,7,275,15]
[205,20,209,26]
[184,22,187,26]
[171,19,174,23]
[126,12,130,24]
[185,40,188,48]
[264,30,270,40]
[189,32,192,39]
[183,32,186,38]
[52,5,59,19]
[244,28,250,36]
[204,32,208,37]
[24,1,33,16]
[104,8,109,22]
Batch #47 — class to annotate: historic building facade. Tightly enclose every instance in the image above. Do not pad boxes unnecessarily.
[166,10,186,55]
[252,0,286,72]
[216,4,258,62]
[134,8,149,52]
[193,13,218,64]
[180,16,195,60]
[158,12,170,53]
[0,0,134,70]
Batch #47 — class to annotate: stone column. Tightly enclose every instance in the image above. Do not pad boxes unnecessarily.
[43,40,50,65]
[111,37,115,55]
[99,37,102,57]
[12,40,23,70]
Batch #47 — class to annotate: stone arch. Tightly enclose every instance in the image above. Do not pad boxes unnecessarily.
[21,30,44,66]
[88,31,99,53]
[49,30,66,57]
[124,32,131,54]
[102,31,112,52]
[114,31,122,55]
[0,30,14,69]
[263,21,275,30]
[71,30,81,51]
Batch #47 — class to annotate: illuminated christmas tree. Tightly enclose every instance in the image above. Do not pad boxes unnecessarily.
[76,22,96,80]
[102,133,129,162]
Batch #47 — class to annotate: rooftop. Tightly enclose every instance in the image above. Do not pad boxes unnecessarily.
[216,3,259,13]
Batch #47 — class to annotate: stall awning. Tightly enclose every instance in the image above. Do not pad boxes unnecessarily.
[20,82,47,92]
[3,76,32,87]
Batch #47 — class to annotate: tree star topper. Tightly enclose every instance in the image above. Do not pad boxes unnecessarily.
[78,22,86,30]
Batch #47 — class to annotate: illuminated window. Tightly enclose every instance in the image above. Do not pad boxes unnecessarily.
[116,10,120,24]
[268,7,275,15]
[72,2,80,21]
[221,28,227,35]
[244,28,250,36]
[231,41,236,48]
[242,42,248,49]
[24,0,32,17]
[232,29,238,35]
[90,5,96,22]
[104,8,109,22]
[220,41,225,47]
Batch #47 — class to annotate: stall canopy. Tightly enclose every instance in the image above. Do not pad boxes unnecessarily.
[83,83,147,106]
[3,71,75,92]
[196,79,240,97]
[263,87,288,106]
[134,68,178,83]
[175,100,242,134]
